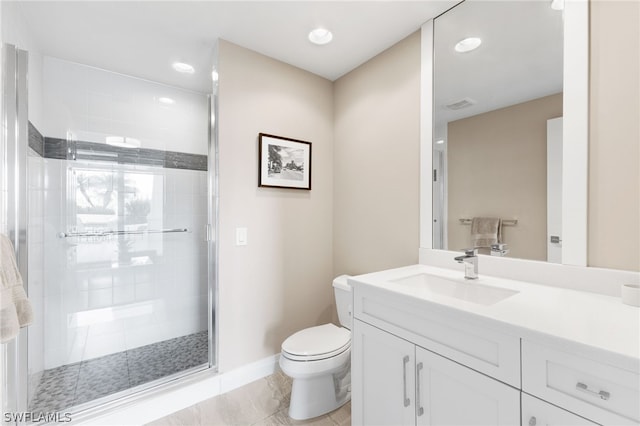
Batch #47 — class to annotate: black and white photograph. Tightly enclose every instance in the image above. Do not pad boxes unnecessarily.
[259,133,311,190]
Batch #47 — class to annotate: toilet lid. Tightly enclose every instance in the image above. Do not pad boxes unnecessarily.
[282,323,350,361]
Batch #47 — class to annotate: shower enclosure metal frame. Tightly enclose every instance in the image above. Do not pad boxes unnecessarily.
[1,41,220,421]
[208,73,220,371]
[2,43,30,419]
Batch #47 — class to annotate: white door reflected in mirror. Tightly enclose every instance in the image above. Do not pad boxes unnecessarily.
[547,117,563,264]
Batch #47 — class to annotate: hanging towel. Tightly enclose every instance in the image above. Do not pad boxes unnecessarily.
[470,217,502,249]
[0,234,33,343]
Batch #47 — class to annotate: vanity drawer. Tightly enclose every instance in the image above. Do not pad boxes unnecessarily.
[522,340,640,425]
[353,284,521,387]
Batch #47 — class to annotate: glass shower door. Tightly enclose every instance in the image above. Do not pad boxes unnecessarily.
[27,159,210,413]
[22,58,213,414]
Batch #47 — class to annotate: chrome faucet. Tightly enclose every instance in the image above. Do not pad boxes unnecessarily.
[454,248,478,280]
[490,243,509,257]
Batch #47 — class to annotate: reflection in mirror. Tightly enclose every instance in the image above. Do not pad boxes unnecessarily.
[432,0,564,262]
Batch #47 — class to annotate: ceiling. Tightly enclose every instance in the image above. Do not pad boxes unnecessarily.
[18,1,459,93]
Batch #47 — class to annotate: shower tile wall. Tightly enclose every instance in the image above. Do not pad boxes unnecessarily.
[42,159,208,369]
[42,56,208,156]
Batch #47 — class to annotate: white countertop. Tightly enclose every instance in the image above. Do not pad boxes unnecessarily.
[350,264,640,365]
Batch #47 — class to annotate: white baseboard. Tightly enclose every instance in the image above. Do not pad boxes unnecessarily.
[219,353,280,394]
[79,354,280,426]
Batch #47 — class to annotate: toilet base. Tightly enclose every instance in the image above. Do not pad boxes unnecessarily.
[288,366,351,420]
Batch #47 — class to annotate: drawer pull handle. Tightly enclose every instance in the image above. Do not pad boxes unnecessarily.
[416,362,424,416]
[403,355,410,407]
[576,382,610,400]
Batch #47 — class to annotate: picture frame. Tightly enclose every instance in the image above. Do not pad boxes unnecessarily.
[258,133,312,190]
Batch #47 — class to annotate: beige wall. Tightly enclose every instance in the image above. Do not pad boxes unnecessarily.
[333,31,421,276]
[447,94,563,261]
[218,40,334,371]
[588,0,640,272]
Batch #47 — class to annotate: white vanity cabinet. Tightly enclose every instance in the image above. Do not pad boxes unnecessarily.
[522,340,640,425]
[352,319,520,425]
[349,266,640,426]
[522,393,599,426]
[414,339,520,426]
[351,320,416,425]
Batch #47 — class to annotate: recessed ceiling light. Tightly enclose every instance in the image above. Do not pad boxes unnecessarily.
[455,37,482,53]
[158,97,175,105]
[550,0,564,10]
[308,28,333,45]
[106,136,141,149]
[172,62,195,74]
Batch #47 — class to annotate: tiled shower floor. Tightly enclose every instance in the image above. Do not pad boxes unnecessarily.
[29,331,208,413]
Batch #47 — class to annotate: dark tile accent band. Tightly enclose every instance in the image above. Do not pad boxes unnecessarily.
[43,137,207,171]
[28,121,45,157]
[44,137,68,160]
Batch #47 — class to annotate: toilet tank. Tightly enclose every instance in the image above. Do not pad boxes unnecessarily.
[333,275,352,330]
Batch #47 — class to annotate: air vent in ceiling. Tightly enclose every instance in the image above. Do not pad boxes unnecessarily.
[444,97,477,110]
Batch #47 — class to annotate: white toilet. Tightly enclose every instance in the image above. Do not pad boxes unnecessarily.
[279,275,352,420]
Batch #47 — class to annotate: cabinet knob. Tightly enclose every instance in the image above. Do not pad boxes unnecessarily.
[528,416,537,426]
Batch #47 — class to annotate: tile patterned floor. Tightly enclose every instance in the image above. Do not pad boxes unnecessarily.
[29,331,209,413]
[148,370,351,426]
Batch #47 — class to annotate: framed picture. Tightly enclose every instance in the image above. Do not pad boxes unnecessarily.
[258,133,312,190]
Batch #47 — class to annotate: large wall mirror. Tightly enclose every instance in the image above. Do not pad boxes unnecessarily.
[421,0,588,266]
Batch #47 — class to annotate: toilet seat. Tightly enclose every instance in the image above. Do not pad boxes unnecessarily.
[279,346,350,377]
[281,323,351,361]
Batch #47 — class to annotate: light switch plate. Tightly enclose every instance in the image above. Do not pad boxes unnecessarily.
[236,227,247,246]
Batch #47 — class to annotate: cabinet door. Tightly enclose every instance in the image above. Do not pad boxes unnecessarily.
[415,346,520,426]
[522,393,600,426]
[352,320,416,426]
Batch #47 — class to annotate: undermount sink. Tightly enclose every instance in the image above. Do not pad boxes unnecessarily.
[390,273,519,306]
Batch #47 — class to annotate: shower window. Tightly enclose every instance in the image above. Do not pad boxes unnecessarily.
[69,166,163,261]
[72,167,157,236]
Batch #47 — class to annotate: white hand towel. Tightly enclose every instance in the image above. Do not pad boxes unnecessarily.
[1,234,33,343]
[470,217,502,249]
